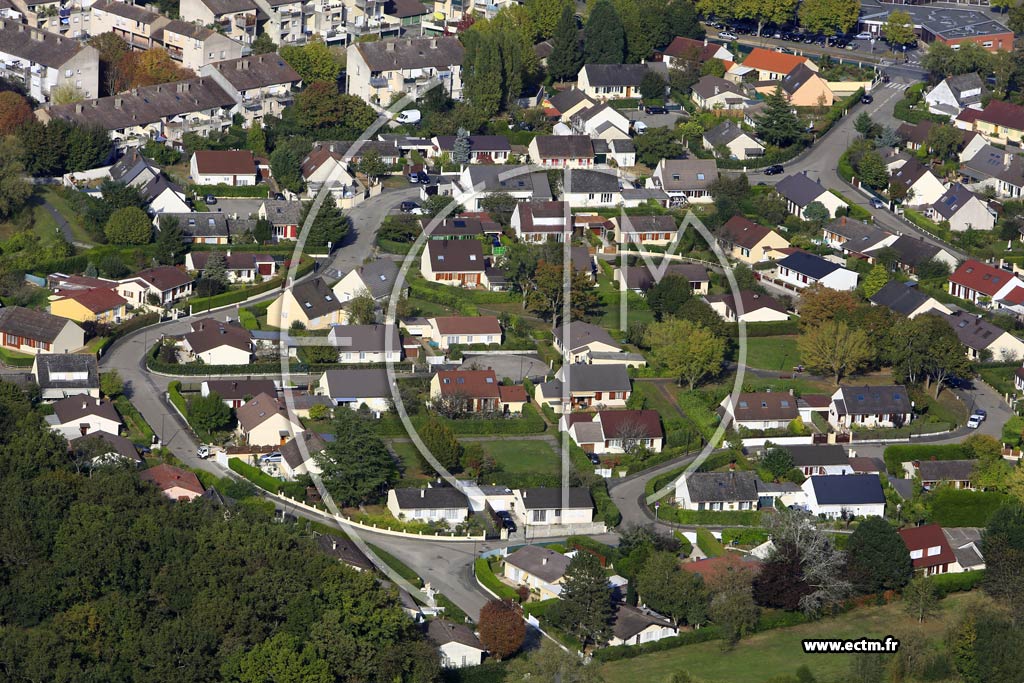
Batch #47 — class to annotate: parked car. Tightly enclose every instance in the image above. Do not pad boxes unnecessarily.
[861,94,874,104]
[196,445,211,459]
[588,453,601,465]
[418,173,431,185]
[273,192,285,201]
[496,511,517,533]
[644,104,667,115]
[967,415,982,429]
[395,109,421,125]
[718,31,737,40]
[633,121,648,134]
[204,195,217,205]
[973,409,987,422]
[775,46,792,54]
[407,171,421,184]
[764,164,785,175]
[855,32,872,40]
[870,197,885,209]
[400,200,420,213]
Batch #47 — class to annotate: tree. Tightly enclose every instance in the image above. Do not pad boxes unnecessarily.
[762,446,794,481]
[237,632,331,683]
[802,201,831,227]
[755,85,803,147]
[861,263,890,298]
[99,370,124,399]
[882,10,915,48]
[251,32,277,54]
[356,150,388,184]
[269,138,312,194]
[506,640,603,683]
[798,320,871,385]
[707,565,760,645]
[644,319,725,390]
[797,0,861,36]
[253,217,273,245]
[548,2,583,81]
[797,284,860,328]
[118,48,193,89]
[0,138,33,220]
[647,275,693,321]
[304,195,350,250]
[294,83,377,132]
[855,150,888,190]
[584,0,625,64]
[480,191,519,227]
[188,392,233,434]
[853,111,875,138]
[88,31,130,94]
[463,31,504,119]
[280,39,341,84]
[478,599,526,660]
[247,124,267,157]
[419,418,463,472]
[204,250,229,287]
[347,291,377,325]
[527,261,599,330]
[925,123,962,161]
[845,518,912,594]
[553,551,613,646]
[104,207,152,245]
[452,128,472,166]
[154,216,185,265]
[636,552,708,626]
[633,125,684,166]
[981,501,1024,619]
[902,576,940,623]
[525,0,571,39]
[0,92,32,136]
[315,409,398,505]
[639,71,668,101]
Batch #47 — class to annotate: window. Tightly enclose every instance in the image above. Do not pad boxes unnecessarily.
[601,193,613,203]
[531,509,547,522]
[927,546,941,557]
[910,549,923,559]
[65,68,72,77]
[5,334,17,346]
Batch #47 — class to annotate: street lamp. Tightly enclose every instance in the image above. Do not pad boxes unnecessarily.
[655,502,661,521]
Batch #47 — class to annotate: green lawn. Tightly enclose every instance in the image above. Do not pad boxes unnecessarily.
[0,346,35,367]
[633,381,682,417]
[601,593,970,683]
[41,188,95,245]
[743,335,800,372]
[405,296,457,317]
[480,439,560,474]
[390,441,429,479]
[978,365,1017,397]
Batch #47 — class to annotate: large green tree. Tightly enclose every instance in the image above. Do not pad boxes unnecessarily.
[636,551,708,625]
[303,195,351,249]
[798,319,872,385]
[104,206,152,245]
[647,274,693,321]
[548,3,584,81]
[845,518,913,594]
[755,85,803,147]
[527,261,600,330]
[553,551,613,646]
[154,215,185,265]
[882,10,916,47]
[0,137,33,220]
[797,0,861,36]
[644,318,725,390]
[982,501,1024,620]
[584,0,625,64]
[188,392,233,433]
[280,38,342,84]
[315,408,398,505]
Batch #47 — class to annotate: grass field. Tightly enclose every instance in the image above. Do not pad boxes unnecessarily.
[480,439,560,474]
[390,440,429,479]
[978,365,1017,397]
[633,381,683,418]
[743,336,800,372]
[600,593,970,683]
[40,188,94,245]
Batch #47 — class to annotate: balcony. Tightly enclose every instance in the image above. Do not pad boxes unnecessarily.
[234,13,256,27]
[369,76,389,89]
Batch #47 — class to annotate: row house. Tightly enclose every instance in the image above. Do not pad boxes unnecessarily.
[90,0,168,51]
[527,135,595,169]
[9,0,92,38]
[180,0,258,44]
[201,54,302,124]
[0,19,99,102]
[346,36,464,104]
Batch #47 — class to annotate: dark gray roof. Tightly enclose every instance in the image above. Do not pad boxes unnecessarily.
[876,235,943,268]
[827,218,891,248]
[612,604,675,641]
[156,19,216,41]
[321,368,391,399]
[556,363,631,393]
[279,432,328,470]
[563,169,619,193]
[350,258,401,299]
[684,471,758,503]
[942,527,984,569]
[935,310,1005,352]
[70,431,141,464]
[548,88,594,113]
[808,474,885,505]
[290,277,346,319]
[519,487,593,510]
[433,135,511,152]
[775,173,827,207]
[355,37,464,71]
[888,476,917,500]
[834,385,911,416]
[891,158,933,187]
[392,486,469,510]
[327,324,401,353]
[781,63,818,96]
[653,159,718,191]
[783,445,848,467]
[109,149,157,184]
[0,19,89,69]
[504,544,570,583]
[204,379,277,400]
[870,281,936,316]
[691,75,746,101]
[776,252,841,279]
[207,55,302,91]
[316,532,374,571]
[426,620,483,650]
[92,0,163,23]
[424,239,485,273]
[582,63,655,87]
[53,395,120,425]
[165,213,231,238]
[33,354,99,390]
[0,306,76,343]
[620,262,708,292]
[931,183,986,220]
[916,459,975,482]
[261,199,302,226]
[943,73,984,101]
[532,135,594,159]
[703,120,749,147]
[555,321,619,352]
[197,0,257,12]
[619,214,677,234]
[464,166,552,197]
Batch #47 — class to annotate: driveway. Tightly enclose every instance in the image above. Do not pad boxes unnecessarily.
[459,354,548,382]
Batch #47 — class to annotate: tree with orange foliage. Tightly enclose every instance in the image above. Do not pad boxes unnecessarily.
[0,92,33,136]
[477,599,525,661]
[116,48,194,90]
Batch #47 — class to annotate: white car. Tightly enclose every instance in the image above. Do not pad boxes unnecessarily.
[855,32,872,40]
[967,415,982,429]
[718,31,737,40]
[395,109,422,125]
[196,445,211,458]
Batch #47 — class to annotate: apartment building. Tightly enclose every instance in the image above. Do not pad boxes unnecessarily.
[0,19,99,101]
[154,20,244,71]
[200,53,302,124]
[346,36,464,103]
[90,0,169,51]
[179,0,258,44]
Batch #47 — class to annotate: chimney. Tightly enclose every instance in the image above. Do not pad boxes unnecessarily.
[420,489,425,498]
[714,85,720,95]
[430,38,437,48]
[542,557,548,565]
[132,88,139,96]
[841,216,847,225]
[17,24,24,32]
[386,42,395,52]
[114,97,123,109]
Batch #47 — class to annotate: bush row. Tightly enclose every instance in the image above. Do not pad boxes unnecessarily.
[474,557,520,601]
[592,479,621,527]
[730,319,799,338]
[883,443,968,475]
[373,405,547,437]
[928,569,984,597]
[191,183,270,198]
[660,507,764,527]
[721,527,770,546]
[186,258,314,311]
[696,528,725,557]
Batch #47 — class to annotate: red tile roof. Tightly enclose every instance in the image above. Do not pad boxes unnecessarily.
[139,463,204,497]
[949,259,1016,297]
[597,409,663,439]
[681,553,762,582]
[740,48,809,76]
[973,99,1024,131]
[899,524,957,570]
[432,316,502,335]
[1000,286,1024,305]
[192,149,256,175]
[498,384,528,403]
[61,287,127,313]
[435,370,501,399]
[663,36,721,63]
[719,215,774,249]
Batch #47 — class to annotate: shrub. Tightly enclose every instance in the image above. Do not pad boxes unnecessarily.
[928,488,1009,527]
[475,558,520,601]
[592,480,621,527]
[229,458,286,493]
[696,528,724,557]
[191,183,270,198]
[928,569,984,597]
[722,527,770,546]
[663,508,763,526]
[884,443,968,475]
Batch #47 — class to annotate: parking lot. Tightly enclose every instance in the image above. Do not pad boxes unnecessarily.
[703,20,920,64]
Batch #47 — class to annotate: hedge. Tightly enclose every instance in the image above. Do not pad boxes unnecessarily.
[883,443,968,476]
[373,405,547,437]
[474,557,519,601]
[928,488,1010,527]
[675,531,694,557]
[591,625,724,662]
[367,543,424,588]
[592,479,622,527]
[167,381,188,418]
[522,597,560,619]
[229,458,287,493]
[696,528,724,557]
[186,258,314,311]
[662,508,764,526]
[928,569,984,597]
[441,662,509,683]
[95,313,161,356]
[191,183,270,198]
[721,527,769,546]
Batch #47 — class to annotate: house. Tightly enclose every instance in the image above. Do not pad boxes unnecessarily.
[277,431,326,480]
[958,142,1024,199]
[89,0,168,51]
[927,184,996,232]
[576,63,666,101]
[266,277,348,330]
[955,98,1024,145]
[346,36,464,103]
[235,393,303,446]
[443,166,553,210]
[925,73,984,117]
[503,544,570,600]
[563,410,664,455]
[801,475,885,519]
[513,487,594,527]
[154,20,243,71]
[138,174,191,215]
[784,444,854,476]
[902,459,975,490]
[511,201,570,243]
[333,258,402,303]
[774,252,859,292]
[705,291,789,323]
[774,173,847,219]
[775,63,833,107]
[717,215,790,263]
[428,316,502,350]
[0,306,85,355]
[185,251,277,283]
[431,135,511,164]
[690,76,752,111]
[181,318,254,365]
[869,281,952,319]
[179,0,259,45]
[738,48,817,81]
[116,267,194,308]
[608,604,678,647]
[611,214,678,248]
[386,486,470,525]
[200,54,302,124]
[570,104,631,140]
[189,150,257,187]
[545,88,597,121]
[606,138,638,168]
[647,159,718,204]
[201,379,277,409]
[936,309,1024,362]
[615,262,710,295]
[943,527,986,572]
[139,463,204,502]
[298,141,360,199]
[315,532,374,572]
[0,18,99,102]
[866,235,959,276]
[675,470,759,511]
[561,169,623,208]
[49,288,128,325]
[536,363,632,414]
[33,353,100,401]
[900,524,960,576]
[570,246,596,282]
[828,385,913,430]
[948,259,1024,306]
[317,368,392,414]
[426,620,485,669]
[822,217,896,258]
[721,392,798,431]
[161,212,232,245]
[420,240,490,289]
[48,395,122,440]
[258,200,302,242]
[69,431,142,467]
[326,324,404,363]
[528,135,595,168]
[663,36,733,69]
[702,121,764,160]
[890,159,947,207]
[430,370,525,415]
[553,322,622,364]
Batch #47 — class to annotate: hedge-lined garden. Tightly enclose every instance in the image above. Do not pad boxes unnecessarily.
[474,557,519,601]
[883,443,969,475]
[373,405,547,437]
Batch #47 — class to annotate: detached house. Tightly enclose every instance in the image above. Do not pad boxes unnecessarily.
[869,281,951,319]
[615,262,710,295]
[561,169,623,208]
[429,370,526,415]
[866,235,959,276]
[49,288,127,325]
[937,309,1024,362]
[511,201,570,243]
[927,183,996,232]
[189,150,257,186]
[676,470,759,511]
[775,63,832,107]
[785,444,854,476]
[612,214,678,248]
[775,173,847,219]
[545,88,597,121]
[317,368,392,414]
[663,36,733,69]
[535,364,631,414]
[890,159,947,207]
[609,605,678,648]
[420,240,490,288]
[801,475,885,519]
[822,217,895,258]
[956,98,1024,145]
[48,396,122,440]
[717,215,790,263]
[775,252,858,292]
[444,165,553,210]
[925,73,984,117]
[503,544,570,600]
[326,324,403,363]
[828,384,913,430]
[721,391,798,431]
[33,353,100,401]
[553,322,622,364]
[386,486,469,525]
[0,306,85,355]
[346,36,464,103]
[181,318,253,365]
[647,159,718,204]
[185,251,277,283]
[577,63,666,101]
[528,135,595,168]
[513,487,595,528]
[902,459,975,490]
[202,379,277,409]
[737,48,817,81]
[235,392,303,447]
[333,258,401,303]
[431,134,511,164]
[705,291,789,323]
[703,120,765,160]
[140,463,205,502]
[900,524,960,576]
[563,410,664,455]
[266,277,348,330]
[691,76,752,111]
[571,104,631,141]
[428,316,502,350]
[948,259,1024,306]
[426,621,485,670]
[299,142,360,199]
[116,267,194,308]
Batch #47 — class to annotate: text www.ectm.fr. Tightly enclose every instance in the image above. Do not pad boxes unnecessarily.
[802,637,900,654]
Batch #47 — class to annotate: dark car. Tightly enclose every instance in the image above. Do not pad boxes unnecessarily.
[588,453,601,465]
[399,200,419,213]
[273,192,285,201]
[418,173,431,185]
[644,104,667,115]
[496,511,517,533]
[861,94,874,104]
[764,164,784,175]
